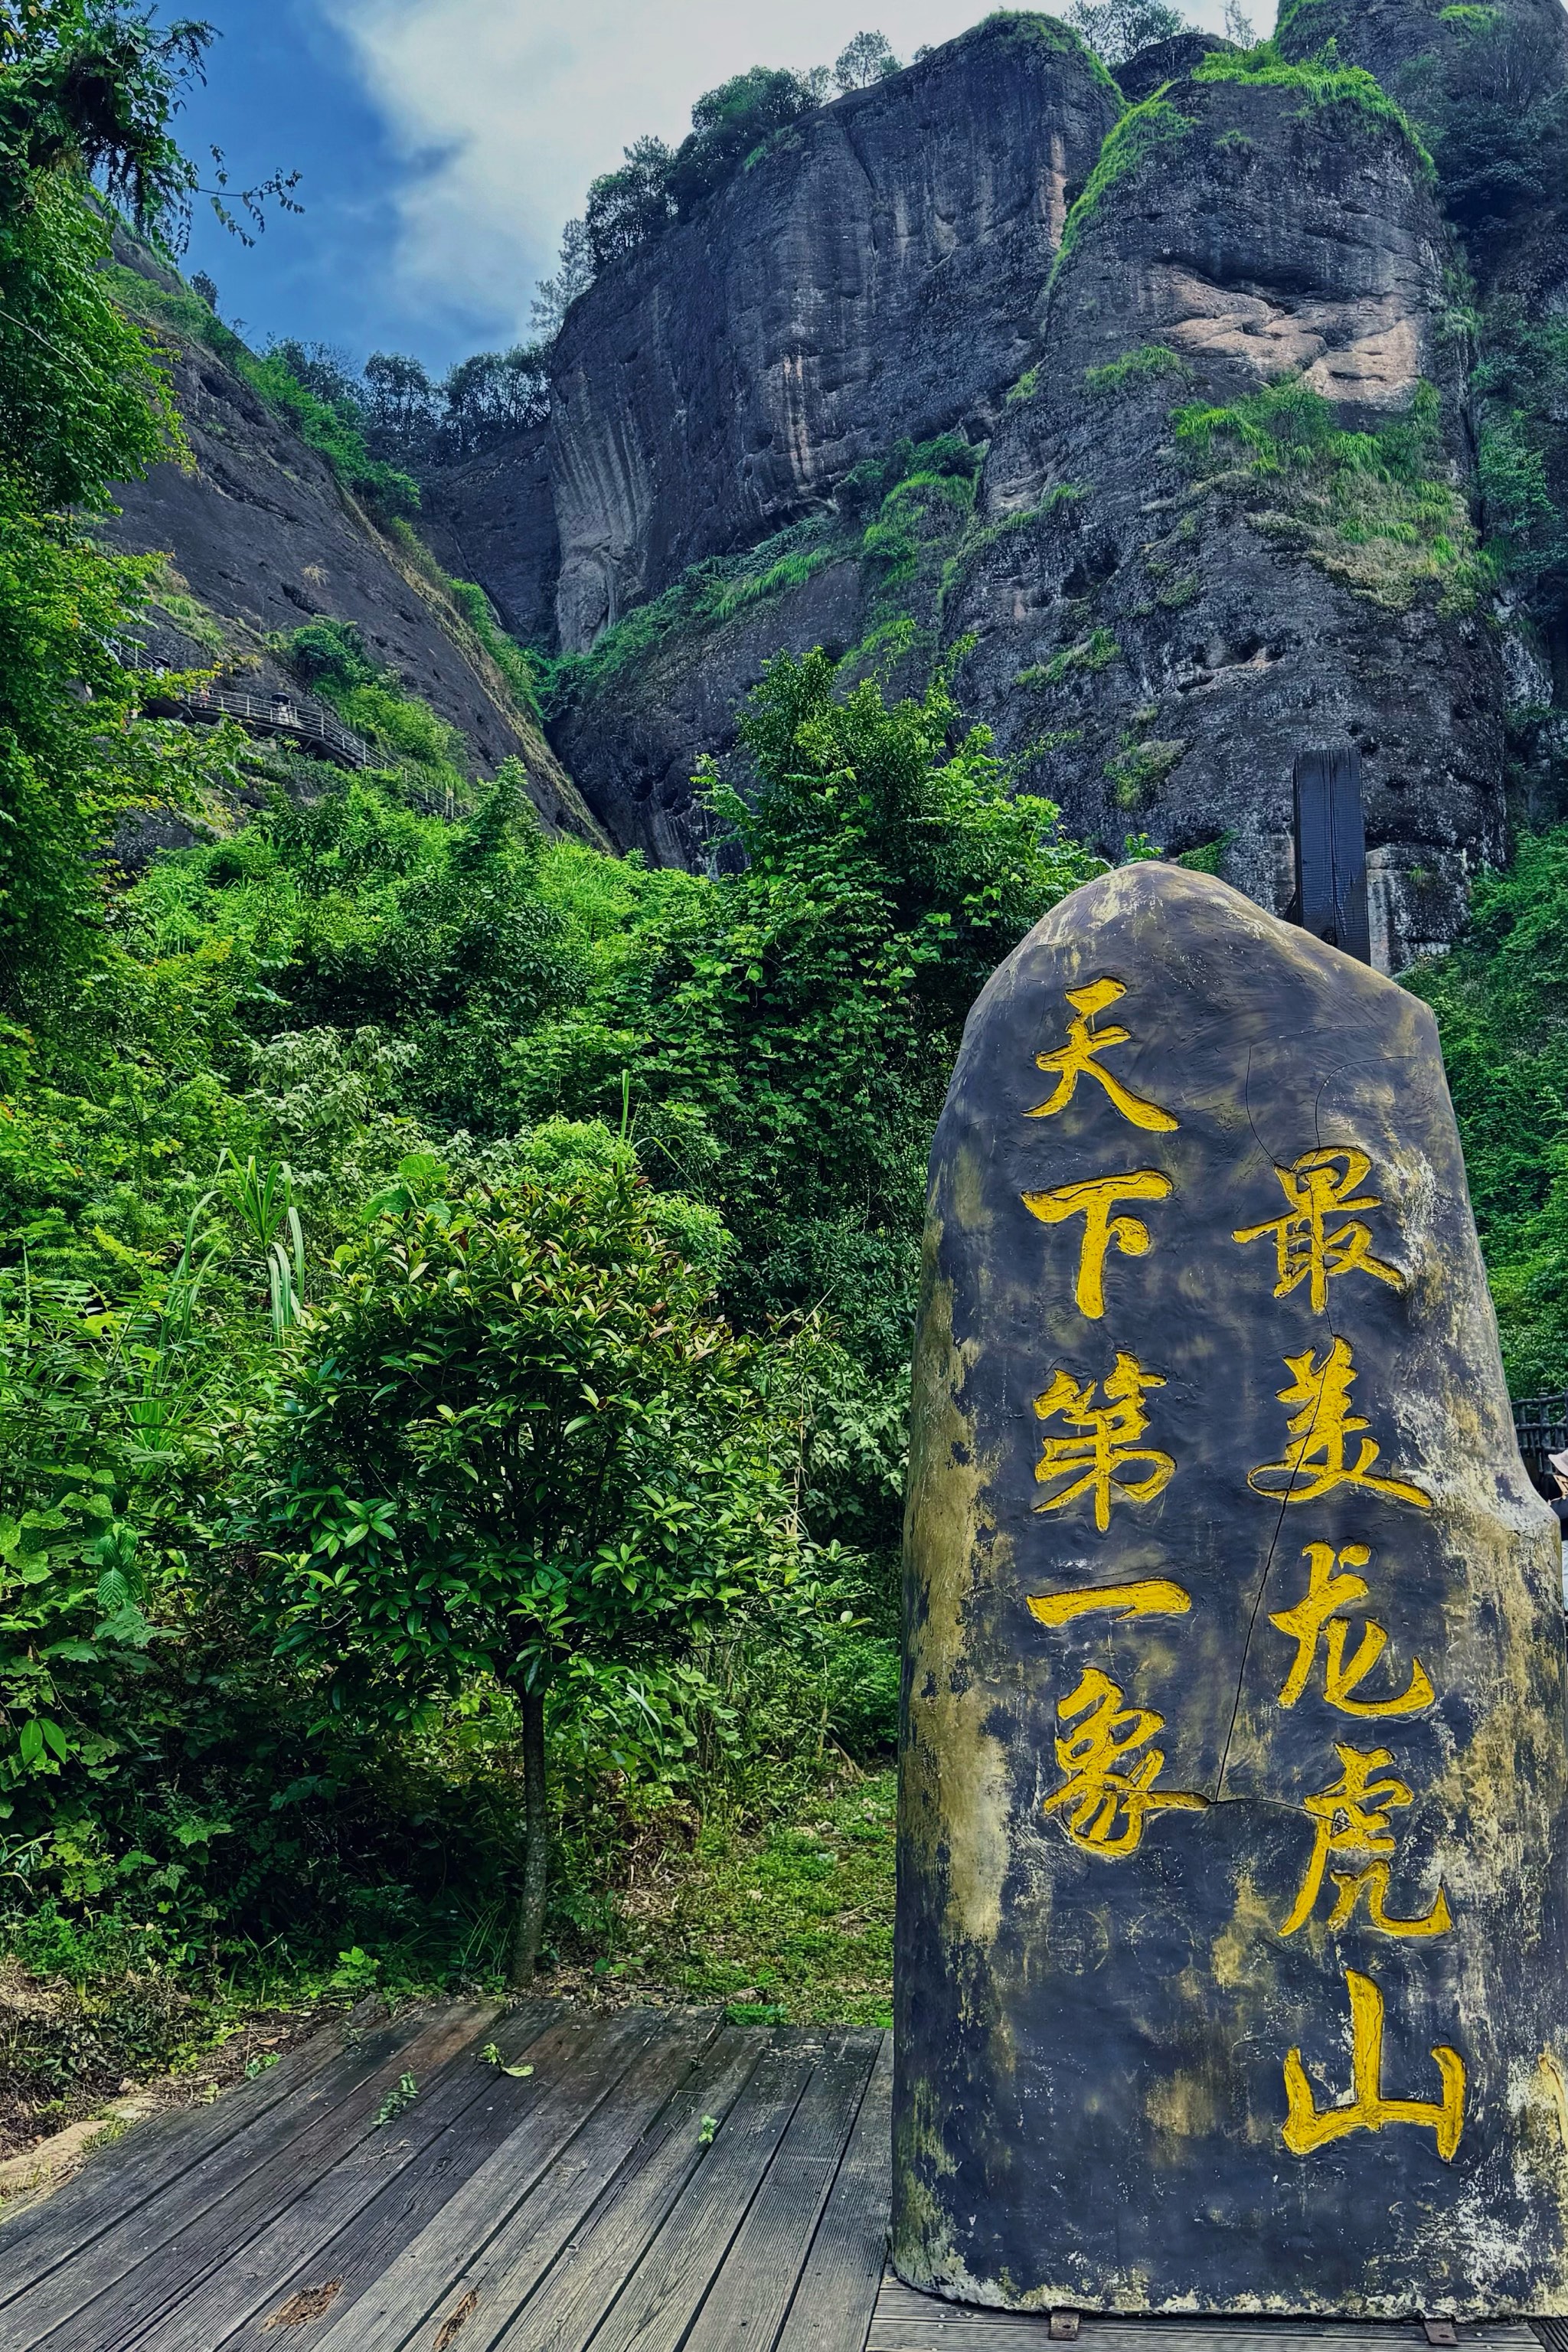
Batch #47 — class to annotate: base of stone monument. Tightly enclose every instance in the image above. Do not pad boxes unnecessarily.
[874,2271,1553,2352]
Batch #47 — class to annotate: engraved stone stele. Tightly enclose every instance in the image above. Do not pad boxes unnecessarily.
[893,862,1568,2318]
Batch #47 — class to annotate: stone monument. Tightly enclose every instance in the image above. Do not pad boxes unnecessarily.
[893,862,1568,2316]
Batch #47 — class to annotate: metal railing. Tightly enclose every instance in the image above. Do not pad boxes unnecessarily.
[109,642,373,771]
[1513,1393,1568,1491]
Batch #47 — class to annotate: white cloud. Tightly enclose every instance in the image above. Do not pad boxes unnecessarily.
[321,0,1248,345]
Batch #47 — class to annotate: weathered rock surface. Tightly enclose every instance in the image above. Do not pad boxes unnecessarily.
[550,558,869,866]
[419,424,559,650]
[1276,0,1568,103]
[943,65,1503,969]
[895,859,1568,2315]
[98,296,597,841]
[547,16,1122,651]
[1112,29,1234,101]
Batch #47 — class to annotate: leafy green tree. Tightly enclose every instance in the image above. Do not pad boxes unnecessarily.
[1066,0,1189,66]
[260,1145,808,1980]
[1405,831,1568,1392]
[583,134,677,270]
[833,31,900,91]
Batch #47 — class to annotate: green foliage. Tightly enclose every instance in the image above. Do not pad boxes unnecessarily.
[262,1153,805,1714]
[234,351,420,519]
[548,433,981,718]
[1054,98,1195,277]
[1193,40,1436,175]
[978,8,1124,94]
[1472,309,1568,624]
[1017,628,1120,690]
[2,185,178,509]
[1104,734,1187,809]
[1172,376,1486,612]
[1065,0,1187,68]
[1405,831,1568,1391]
[1085,344,1192,397]
[1174,831,1235,874]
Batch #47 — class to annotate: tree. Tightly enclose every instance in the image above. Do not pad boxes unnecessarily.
[260,1145,807,1981]
[440,344,550,453]
[583,134,676,270]
[1065,0,1189,66]
[530,217,593,343]
[667,65,825,217]
[833,31,900,91]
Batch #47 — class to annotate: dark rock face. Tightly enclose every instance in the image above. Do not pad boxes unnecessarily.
[99,331,597,841]
[551,560,868,866]
[419,424,560,648]
[943,68,1504,970]
[1276,0,1568,97]
[547,18,1122,651]
[895,860,1568,2315]
[1113,31,1234,102]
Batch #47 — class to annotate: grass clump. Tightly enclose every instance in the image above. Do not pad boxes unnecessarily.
[1172,376,1486,612]
[1085,344,1192,397]
[569,1769,897,2026]
[1017,627,1121,689]
[1105,735,1187,808]
[1174,831,1236,873]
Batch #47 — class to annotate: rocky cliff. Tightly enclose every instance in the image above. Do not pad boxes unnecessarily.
[109,2,1568,968]
[946,55,1503,969]
[99,248,599,843]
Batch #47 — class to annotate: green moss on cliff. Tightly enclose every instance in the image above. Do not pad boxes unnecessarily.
[977,9,1124,99]
[1174,376,1485,612]
[1194,39,1436,175]
[1054,98,1194,279]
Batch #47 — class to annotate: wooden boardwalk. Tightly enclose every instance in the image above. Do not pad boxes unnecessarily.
[0,2001,1549,2352]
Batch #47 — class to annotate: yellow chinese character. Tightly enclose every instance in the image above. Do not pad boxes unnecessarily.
[1281,1743,1451,1938]
[1270,1542,1435,1717]
[1027,1579,1191,1628]
[1022,1170,1174,1318]
[1282,1968,1465,2161]
[1033,1353,1175,1532]
[1233,1147,1404,1315]
[1044,1668,1207,1858]
[1248,1338,1431,1510]
[1027,978,1178,1133]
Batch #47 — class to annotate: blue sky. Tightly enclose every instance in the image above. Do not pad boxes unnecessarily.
[175,0,1246,377]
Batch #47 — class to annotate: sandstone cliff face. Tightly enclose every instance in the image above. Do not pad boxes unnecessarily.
[419,425,559,649]
[99,294,597,842]
[547,17,1122,652]
[943,64,1503,970]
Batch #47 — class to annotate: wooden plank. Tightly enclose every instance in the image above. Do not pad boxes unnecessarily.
[205,2002,560,2352]
[371,2009,725,2352]
[145,2002,559,2352]
[0,2010,351,2297]
[489,2028,776,2352]
[15,2004,488,2351]
[682,2030,882,2352]
[575,2031,823,2352]
[774,2031,892,2352]
[308,2004,665,2352]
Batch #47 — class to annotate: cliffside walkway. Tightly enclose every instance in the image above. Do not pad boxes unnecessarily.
[112,644,373,771]
[0,1999,1549,2350]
